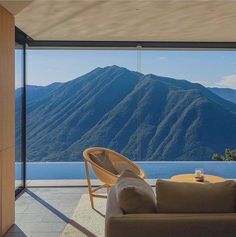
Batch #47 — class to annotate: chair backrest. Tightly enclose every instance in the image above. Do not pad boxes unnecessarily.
[83,147,118,185]
[83,147,146,185]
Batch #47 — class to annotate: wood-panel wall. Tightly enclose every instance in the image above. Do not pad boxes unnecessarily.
[0,4,15,236]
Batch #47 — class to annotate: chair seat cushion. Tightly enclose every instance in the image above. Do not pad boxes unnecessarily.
[89,151,118,175]
[156,179,236,213]
[116,170,156,214]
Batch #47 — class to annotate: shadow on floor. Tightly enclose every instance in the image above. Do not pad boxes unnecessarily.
[93,207,105,218]
[4,224,28,237]
[26,189,97,237]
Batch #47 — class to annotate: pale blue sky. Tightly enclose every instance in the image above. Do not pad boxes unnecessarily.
[17,49,236,89]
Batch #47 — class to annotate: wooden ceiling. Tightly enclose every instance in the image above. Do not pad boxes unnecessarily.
[1,0,236,42]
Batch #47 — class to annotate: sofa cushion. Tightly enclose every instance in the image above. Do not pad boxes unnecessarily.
[116,170,156,214]
[118,168,141,179]
[89,151,118,175]
[156,179,236,213]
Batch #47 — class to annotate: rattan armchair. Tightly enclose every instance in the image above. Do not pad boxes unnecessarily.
[83,147,146,208]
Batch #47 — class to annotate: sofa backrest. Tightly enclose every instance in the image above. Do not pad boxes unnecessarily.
[155,179,236,213]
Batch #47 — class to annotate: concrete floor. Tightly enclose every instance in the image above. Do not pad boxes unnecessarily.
[5,187,89,237]
[7,179,157,237]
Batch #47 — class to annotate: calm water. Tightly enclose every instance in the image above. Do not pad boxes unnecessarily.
[15,161,236,180]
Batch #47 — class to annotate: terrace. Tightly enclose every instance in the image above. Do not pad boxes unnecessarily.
[1,1,236,237]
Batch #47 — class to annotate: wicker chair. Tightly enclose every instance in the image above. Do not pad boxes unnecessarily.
[83,147,146,208]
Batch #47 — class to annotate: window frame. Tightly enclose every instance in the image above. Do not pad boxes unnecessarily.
[15,28,27,198]
[15,26,236,196]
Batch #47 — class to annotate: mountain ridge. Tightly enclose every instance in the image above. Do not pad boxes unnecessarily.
[209,87,236,104]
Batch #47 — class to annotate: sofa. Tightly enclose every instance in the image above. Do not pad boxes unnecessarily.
[105,171,236,237]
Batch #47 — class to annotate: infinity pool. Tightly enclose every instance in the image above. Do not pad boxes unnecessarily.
[15,161,236,180]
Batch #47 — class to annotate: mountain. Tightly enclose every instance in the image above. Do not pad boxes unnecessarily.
[15,82,63,160]
[16,82,62,104]
[16,66,236,162]
[209,87,236,104]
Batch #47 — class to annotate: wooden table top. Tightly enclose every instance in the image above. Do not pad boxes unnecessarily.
[171,174,225,183]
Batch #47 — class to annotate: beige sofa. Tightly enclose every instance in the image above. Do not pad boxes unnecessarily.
[105,184,236,237]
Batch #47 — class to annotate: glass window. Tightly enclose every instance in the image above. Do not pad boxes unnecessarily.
[140,50,236,177]
[25,48,236,181]
[26,49,139,180]
[15,42,24,190]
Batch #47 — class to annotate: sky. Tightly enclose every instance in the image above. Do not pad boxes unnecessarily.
[16,49,236,89]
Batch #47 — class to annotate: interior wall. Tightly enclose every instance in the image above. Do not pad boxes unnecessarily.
[0,4,15,235]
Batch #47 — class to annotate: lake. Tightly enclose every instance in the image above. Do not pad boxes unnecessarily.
[15,161,236,180]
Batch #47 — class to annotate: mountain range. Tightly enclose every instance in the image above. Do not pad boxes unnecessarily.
[208,87,236,104]
[15,65,236,162]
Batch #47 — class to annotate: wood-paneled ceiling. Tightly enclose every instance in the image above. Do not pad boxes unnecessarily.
[1,0,236,42]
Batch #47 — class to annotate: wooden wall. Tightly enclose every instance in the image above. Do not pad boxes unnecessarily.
[0,4,15,236]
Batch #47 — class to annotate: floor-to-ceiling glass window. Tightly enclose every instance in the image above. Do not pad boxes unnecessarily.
[25,49,139,180]
[24,47,236,182]
[140,49,236,177]
[15,42,24,191]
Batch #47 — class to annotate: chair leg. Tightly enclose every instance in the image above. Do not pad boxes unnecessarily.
[84,160,94,209]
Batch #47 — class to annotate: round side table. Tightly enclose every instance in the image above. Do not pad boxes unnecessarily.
[171,174,225,183]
